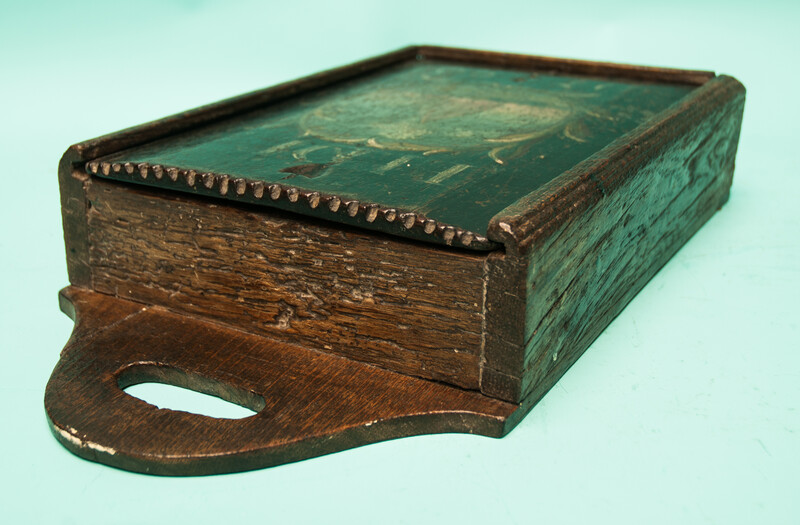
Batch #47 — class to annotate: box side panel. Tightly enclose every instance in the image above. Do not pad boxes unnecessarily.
[520,83,745,401]
[480,251,526,402]
[59,150,92,287]
[84,179,486,389]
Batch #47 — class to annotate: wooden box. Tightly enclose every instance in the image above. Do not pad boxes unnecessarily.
[46,46,745,475]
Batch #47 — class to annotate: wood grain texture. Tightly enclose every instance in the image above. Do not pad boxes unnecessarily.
[482,76,745,403]
[480,251,526,401]
[57,48,424,283]
[46,287,516,475]
[52,47,746,473]
[58,150,92,287]
[486,76,744,251]
[85,178,485,389]
[520,81,744,401]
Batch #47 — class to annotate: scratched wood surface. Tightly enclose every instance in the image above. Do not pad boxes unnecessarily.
[481,75,746,402]
[87,58,697,249]
[51,46,745,473]
[519,77,745,402]
[46,287,517,475]
[85,177,485,389]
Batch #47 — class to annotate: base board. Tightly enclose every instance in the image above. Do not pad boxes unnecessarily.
[46,287,517,475]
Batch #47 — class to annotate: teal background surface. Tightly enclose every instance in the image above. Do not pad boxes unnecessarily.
[1,1,797,523]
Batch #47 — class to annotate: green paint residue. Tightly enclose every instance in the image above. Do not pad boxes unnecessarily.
[105,61,695,235]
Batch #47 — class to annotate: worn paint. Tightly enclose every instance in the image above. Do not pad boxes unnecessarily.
[94,60,695,245]
[54,425,118,456]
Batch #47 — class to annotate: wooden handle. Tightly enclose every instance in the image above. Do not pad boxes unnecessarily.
[45,287,517,475]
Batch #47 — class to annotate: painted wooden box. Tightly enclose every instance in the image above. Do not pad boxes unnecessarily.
[46,46,745,475]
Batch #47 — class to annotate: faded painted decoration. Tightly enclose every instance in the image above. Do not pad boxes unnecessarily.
[99,61,693,236]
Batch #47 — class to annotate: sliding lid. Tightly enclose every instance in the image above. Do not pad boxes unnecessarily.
[87,52,701,250]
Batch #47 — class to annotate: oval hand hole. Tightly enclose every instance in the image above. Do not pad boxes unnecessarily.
[118,364,265,420]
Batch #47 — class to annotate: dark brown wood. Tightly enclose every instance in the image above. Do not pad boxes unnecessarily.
[58,151,92,287]
[480,251,526,401]
[46,287,516,475]
[519,78,744,402]
[416,45,715,85]
[50,46,746,474]
[486,76,745,250]
[84,177,485,389]
[56,47,420,284]
[482,75,746,402]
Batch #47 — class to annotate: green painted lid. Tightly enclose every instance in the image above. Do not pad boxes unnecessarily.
[90,59,695,250]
